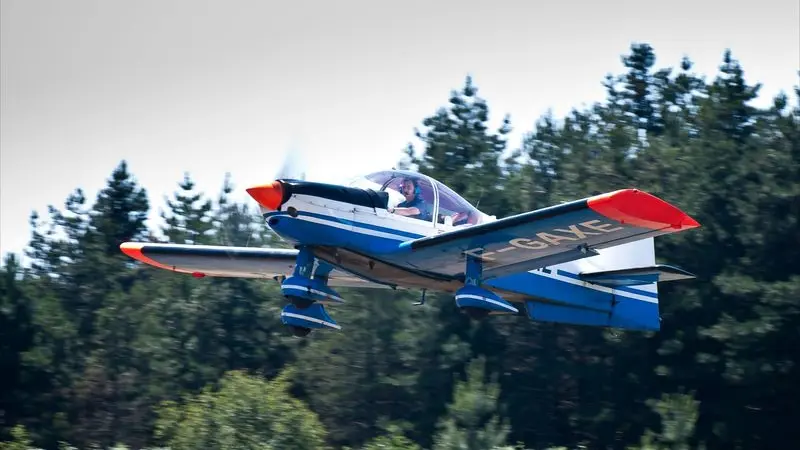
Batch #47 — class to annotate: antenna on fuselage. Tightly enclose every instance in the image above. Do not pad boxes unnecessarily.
[413,289,427,306]
[474,187,485,209]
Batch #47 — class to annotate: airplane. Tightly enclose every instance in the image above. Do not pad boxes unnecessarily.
[120,169,701,337]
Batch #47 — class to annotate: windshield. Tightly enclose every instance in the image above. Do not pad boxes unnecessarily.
[349,170,484,227]
[363,170,435,223]
[434,179,482,226]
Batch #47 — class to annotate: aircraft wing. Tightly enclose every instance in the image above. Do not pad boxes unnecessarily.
[119,242,388,288]
[390,189,700,280]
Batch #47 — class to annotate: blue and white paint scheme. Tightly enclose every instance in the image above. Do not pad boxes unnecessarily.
[121,169,700,337]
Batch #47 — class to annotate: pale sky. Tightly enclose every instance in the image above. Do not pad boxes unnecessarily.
[2,0,798,263]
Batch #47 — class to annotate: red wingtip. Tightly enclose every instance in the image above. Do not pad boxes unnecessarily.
[587,189,701,231]
[120,242,143,260]
[120,242,177,272]
[246,180,284,210]
[120,242,204,277]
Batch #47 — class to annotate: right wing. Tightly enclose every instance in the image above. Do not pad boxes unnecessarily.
[119,242,388,289]
[386,189,700,280]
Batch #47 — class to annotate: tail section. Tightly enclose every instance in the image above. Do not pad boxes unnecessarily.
[484,238,691,331]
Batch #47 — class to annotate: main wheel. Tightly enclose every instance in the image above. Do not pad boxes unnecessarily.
[287,295,314,309]
[461,306,490,320]
[289,325,312,337]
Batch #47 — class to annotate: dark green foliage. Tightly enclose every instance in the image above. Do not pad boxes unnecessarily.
[88,161,150,257]
[154,368,328,449]
[431,356,510,450]
[0,255,34,440]
[404,75,515,217]
[2,43,798,450]
[160,172,214,245]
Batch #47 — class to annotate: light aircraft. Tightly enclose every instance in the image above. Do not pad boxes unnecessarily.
[120,169,700,337]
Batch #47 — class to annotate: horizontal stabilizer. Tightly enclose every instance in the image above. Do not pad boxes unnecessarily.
[578,264,696,287]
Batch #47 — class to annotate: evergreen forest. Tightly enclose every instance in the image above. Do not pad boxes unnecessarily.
[2,43,799,450]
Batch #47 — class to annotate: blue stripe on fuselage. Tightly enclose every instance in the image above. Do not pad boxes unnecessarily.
[486,271,615,312]
[263,212,424,253]
[554,269,658,299]
[301,211,424,240]
[264,211,426,240]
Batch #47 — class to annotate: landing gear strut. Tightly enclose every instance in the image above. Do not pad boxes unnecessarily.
[279,246,344,337]
[455,254,518,318]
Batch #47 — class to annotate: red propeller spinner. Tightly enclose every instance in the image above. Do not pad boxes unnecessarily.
[246,180,284,210]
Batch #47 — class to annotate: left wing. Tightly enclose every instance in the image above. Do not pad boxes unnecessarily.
[119,242,387,288]
[386,189,700,280]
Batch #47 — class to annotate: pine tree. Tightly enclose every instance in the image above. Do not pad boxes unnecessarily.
[48,161,152,447]
[0,255,34,441]
[153,369,328,450]
[160,173,214,245]
[87,161,150,256]
[292,289,429,448]
[631,391,703,450]
[432,356,510,450]
[512,112,565,211]
[404,75,514,217]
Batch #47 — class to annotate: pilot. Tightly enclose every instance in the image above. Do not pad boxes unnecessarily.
[389,178,430,220]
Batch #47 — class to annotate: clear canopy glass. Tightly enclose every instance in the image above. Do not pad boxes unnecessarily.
[347,170,483,226]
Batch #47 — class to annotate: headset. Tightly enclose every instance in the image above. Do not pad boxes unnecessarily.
[401,178,421,197]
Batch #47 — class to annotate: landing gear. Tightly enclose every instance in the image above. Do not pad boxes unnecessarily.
[289,325,312,337]
[288,296,314,309]
[461,306,491,320]
[279,247,344,337]
[455,254,518,319]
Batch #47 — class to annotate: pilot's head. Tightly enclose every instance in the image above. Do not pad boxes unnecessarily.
[400,178,418,201]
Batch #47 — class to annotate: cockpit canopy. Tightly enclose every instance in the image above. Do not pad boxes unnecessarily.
[347,170,489,227]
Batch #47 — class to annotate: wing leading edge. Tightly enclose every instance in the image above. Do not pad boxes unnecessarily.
[119,242,387,289]
[388,189,700,280]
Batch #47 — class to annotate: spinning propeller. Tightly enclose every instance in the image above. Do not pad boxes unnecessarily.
[246,141,309,210]
[273,142,308,181]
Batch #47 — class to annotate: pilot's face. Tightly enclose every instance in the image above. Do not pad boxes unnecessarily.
[401,181,415,200]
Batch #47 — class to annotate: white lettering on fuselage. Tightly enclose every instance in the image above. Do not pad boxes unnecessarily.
[463,220,623,261]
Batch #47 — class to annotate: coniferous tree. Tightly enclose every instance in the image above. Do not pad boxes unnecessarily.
[432,356,510,450]
[292,289,430,448]
[154,369,328,450]
[404,75,514,217]
[87,161,150,257]
[160,172,214,245]
[0,255,34,441]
